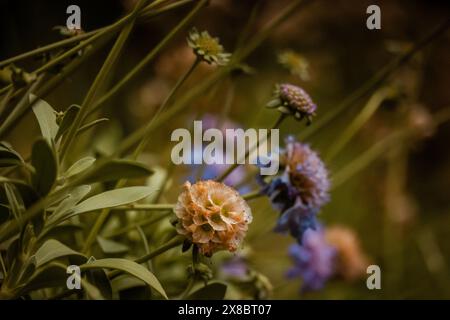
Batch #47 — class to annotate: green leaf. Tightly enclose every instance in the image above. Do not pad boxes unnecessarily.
[33,239,86,268]
[97,236,129,254]
[82,159,153,184]
[56,187,155,223]
[31,139,57,196]
[3,182,25,226]
[0,141,23,168]
[80,258,168,299]
[187,282,227,300]
[30,94,59,142]
[111,274,146,292]
[55,104,80,141]
[45,185,91,227]
[77,118,109,136]
[0,177,39,206]
[64,157,96,179]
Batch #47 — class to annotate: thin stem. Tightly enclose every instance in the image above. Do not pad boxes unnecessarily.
[298,18,450,142]
[104,211,171,238]
[0,29,115,139]
[108,235,184,278]
[82,59,199,254]
[112,204,174,211]
[133,58,200,157]
[87,0,208,117]
[180,277,195,299]
[0,252,7,277]
[242,190,263,201]
[59,0,147,161]
[0,86,14,119]
[217,113,286,183]
[0,29,102,69]
[0,0,310,243]
[324,86,396,162]
[136,226,153,271]
[331,131,407,190]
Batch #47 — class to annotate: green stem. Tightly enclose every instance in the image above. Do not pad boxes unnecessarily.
[133,58,200,157]
[0,28,115,139]
[59,0,147,161]
[87,0,208,118]
[82,59,199,254]
[112,204,174,211]
[324,86,396,162]
[108,235,184,278]
[298,18,450,142]
[0,0,310,243]
[103,212,172,238]
[0,29,102,69]
[217,113,286,183]
[331,131,408,189]
[242,190,263,201]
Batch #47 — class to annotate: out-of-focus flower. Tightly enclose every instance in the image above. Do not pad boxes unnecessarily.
[287,228,336,292]
[221,255,249,278]
[187,28,231,66]
[325,226,369,281]
[186,114,251,192]
[261,136,330,242]
[174,180,252,256]
[407,105,435,139]
[266,84,317,124]
[278,50,310,81]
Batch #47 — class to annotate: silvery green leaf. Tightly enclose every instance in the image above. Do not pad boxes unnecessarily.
[55,104,80,141]
[97,236,129,254]
[82,159,153,184]
[30,94,59,143]
[81,258,168,299]
[33,239,86,268]
[0,141,23,168]
[64,157,96,179]
[46,185,91,226]
[57,186,155,222]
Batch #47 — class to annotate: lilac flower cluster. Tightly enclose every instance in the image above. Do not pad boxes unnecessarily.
[262,84,336,292]
[260,135,330,243]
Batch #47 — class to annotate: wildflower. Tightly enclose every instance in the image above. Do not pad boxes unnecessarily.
[174,180,252,256]
[187,28,231,66]
[221,255,249,278]
[325,226,369,281]
[287,228,336,292]
[266,84,317,124]
[261,136,330,242]
[278,50,310,81]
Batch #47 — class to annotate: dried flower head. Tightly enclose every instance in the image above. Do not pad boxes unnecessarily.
[266,84,317,124]
[174,180,252,256]
[187,28,231,66]
[325,226,369,281]
[278,50,310,81]
[287,228,336,292]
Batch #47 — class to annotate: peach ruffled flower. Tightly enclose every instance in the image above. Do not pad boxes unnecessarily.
[325,226,369,281]
[174,180,252,256]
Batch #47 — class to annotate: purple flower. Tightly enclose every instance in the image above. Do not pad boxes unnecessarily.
[266,84,317,124]
[221,256,249,278]
[287,228,336,292]
[260,136,330,242]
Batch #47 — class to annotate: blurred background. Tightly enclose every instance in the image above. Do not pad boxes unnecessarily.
[1,0,450,299]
